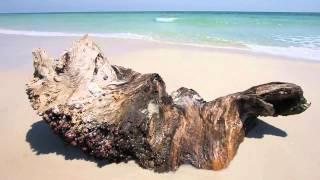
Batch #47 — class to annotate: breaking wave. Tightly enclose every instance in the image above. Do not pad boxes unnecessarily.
[155,17,178,23]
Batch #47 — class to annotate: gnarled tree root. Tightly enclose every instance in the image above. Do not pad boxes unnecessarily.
[26,36,310,172]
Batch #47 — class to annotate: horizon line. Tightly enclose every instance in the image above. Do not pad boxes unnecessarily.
[1,10,320,14]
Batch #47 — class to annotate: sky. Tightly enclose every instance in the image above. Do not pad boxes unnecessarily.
[0,0,319,13]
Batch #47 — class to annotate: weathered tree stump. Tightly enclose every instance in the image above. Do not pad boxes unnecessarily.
[26,36,310,172]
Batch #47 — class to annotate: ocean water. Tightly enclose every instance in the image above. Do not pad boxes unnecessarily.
[0,12,319,61]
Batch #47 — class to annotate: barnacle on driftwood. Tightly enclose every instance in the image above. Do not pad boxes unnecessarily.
[26,36,309,172]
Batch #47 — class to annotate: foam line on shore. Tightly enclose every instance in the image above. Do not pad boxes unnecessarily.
[0,28,153,40]
[0,28,319,61]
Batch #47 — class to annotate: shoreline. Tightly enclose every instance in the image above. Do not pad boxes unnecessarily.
[0,31,319,63]
[0,34,319,71]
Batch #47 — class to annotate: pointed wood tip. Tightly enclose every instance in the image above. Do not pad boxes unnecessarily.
[81,34,89,40]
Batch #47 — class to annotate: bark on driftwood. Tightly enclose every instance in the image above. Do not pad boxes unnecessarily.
[26,36,309,172]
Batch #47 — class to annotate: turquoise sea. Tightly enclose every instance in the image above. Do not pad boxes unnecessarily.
[0,12,319,60]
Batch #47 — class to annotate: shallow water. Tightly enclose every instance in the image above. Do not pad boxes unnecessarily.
[0,12,319,60]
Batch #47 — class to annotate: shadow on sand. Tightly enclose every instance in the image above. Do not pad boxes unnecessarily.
[26,119,287,166]
[246,118,287,138]
[25,120,110,167]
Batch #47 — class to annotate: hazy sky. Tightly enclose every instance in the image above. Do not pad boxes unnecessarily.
[1,0,319,13]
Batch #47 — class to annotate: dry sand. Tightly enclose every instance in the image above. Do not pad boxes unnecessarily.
[0,35,320,180]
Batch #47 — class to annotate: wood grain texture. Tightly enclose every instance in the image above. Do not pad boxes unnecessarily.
[26,36,310,172]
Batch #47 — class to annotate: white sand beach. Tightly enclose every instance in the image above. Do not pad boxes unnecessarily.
[0,34,320,180]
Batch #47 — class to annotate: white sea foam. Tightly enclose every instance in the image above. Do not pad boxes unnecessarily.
[0,28,153,40]
[274,35,320,49]
[247,44,320,61]
[1,28,319,61]
[163,41,320,61]
[155,17,178,23]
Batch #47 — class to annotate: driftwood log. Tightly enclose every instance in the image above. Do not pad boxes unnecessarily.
[26,36,309,172]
